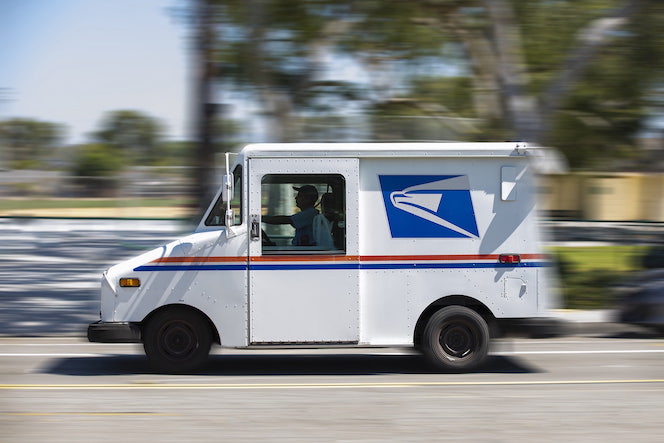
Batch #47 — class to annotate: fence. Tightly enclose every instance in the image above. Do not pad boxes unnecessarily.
[0,166,197,199]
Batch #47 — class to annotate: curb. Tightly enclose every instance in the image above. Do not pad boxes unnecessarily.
[560,321,623,336]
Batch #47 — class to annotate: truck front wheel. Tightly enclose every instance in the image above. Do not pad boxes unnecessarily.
[422,306,489,372]
[143,308,212,373]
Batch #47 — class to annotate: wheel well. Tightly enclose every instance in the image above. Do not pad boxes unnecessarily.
[413,295,496,348]
[141,304,221,345]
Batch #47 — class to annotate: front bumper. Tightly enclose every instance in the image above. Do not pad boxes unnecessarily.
[87,321,142,343]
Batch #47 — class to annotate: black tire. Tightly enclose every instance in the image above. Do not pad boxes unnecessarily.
[421,306,490,372]
[143,308,213,373]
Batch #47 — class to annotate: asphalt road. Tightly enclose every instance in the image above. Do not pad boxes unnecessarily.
[1,337,663,442]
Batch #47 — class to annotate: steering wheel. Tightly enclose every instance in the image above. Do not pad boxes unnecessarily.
[261,229,276,246]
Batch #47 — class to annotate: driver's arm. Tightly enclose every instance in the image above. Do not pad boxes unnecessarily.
[262,215,292,225]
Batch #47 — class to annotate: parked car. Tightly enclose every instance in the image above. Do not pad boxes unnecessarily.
[615,268,664,335]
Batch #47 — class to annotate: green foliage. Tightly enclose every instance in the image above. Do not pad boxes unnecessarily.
[72,144,123,177]
[3,0,661,174]
[93,110,164,165]
[216,2,453,103]
[205,0,663,162]
[335,1,454,60]
[550,43,646,168]
[551,245,647,309]
[71,144,123,197]
[153,141,195,167]
[212,117,244,152]
[516,0,613,80]
[536,1,664,168]
[0,118,64,169]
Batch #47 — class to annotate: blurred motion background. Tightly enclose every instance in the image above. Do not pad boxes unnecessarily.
[2,0,664,324]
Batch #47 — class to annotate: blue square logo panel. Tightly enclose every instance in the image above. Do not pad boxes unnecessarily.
[379,175,479,239]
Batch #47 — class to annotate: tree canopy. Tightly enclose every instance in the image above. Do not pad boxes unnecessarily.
[202,0,664,169]
[92,110,165,165]
[0,118,64,169]
[3,0,664,199]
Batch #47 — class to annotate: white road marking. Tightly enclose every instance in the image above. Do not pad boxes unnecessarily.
[496,349,664,355]
[1,379,663,390]
[1,349,663,357]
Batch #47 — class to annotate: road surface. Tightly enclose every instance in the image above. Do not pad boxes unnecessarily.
[1,337,663,442]
[1,218,662,441]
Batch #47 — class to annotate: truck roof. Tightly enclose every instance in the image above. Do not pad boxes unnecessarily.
[241,142,530,158]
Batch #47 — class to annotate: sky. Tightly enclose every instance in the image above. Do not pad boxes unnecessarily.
[0,0,189,144]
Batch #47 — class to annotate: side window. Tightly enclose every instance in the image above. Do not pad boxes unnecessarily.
[205,165,242,226]
[261,174,345,254]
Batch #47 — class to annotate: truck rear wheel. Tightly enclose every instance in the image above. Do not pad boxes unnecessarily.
[422,306,489,372]
[143,308,212,373]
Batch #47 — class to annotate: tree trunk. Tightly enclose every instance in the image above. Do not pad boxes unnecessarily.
[193,0,218,216]
[538,0,646,144]
[484,0,541,142]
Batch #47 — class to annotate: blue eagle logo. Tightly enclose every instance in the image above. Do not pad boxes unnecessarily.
[379,175,480,239]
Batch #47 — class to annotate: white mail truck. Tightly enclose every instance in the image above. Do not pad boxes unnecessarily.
[88,142,555,373]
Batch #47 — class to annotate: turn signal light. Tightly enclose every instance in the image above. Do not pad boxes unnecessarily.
[499,254,521,264]
[119,278,141,288]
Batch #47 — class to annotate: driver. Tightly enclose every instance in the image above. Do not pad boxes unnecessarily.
[262,185,319,246]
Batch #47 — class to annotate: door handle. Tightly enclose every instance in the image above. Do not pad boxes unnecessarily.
[250,214,260,241]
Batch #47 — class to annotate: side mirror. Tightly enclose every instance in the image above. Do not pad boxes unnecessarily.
[221,173,234,203]
[225,209,235,228]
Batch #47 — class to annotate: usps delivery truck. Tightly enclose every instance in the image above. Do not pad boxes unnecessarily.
[88,142,554,373]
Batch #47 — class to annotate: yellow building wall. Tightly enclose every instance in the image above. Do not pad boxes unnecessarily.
[639,175,664,222]
[582,175,640,221]
[537,174,583,217]
[538,172,664,222]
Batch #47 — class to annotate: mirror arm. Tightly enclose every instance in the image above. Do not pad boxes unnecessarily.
[222,153,235,227]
